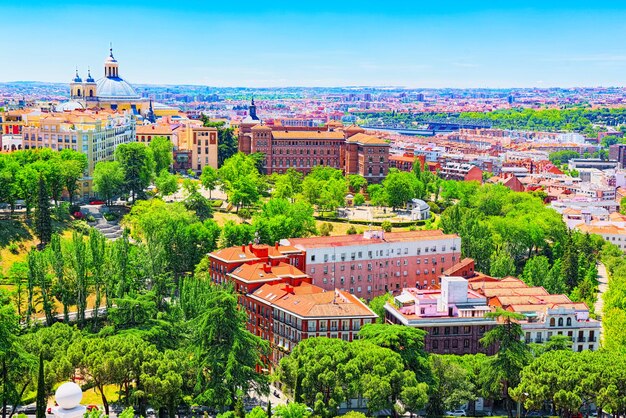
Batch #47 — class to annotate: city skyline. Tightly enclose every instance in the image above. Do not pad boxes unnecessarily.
[4,1,626,88]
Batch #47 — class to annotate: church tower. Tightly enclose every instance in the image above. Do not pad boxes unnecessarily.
[70,68,83,99]
[104,46,119,78]
[84,68,97,101]
[248,97,259,121]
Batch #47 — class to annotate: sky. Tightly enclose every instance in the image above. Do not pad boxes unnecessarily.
[4,1,626,88]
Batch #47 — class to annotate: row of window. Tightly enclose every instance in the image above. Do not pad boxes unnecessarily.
[311,245,455,262]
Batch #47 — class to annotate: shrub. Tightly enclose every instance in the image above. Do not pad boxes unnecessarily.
[8,242,19,254]
[86,215,96,223]
[381,220,392,232]
[69,204,81,214]
[347,225,358,235]
[353,193,365,206]
[319,222,334,236]
[103,212,118,222]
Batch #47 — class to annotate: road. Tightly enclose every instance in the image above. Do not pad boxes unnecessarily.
[595,262,609,339]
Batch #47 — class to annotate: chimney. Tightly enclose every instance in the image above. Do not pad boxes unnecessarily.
[275,242,279,250]
[249,242,253,251]
[263,263,272,274]
[242,244,245,252]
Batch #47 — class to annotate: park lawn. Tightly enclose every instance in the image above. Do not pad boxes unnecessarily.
[212,211,241,226]
[0,221,74,276]
[80,384,120,406]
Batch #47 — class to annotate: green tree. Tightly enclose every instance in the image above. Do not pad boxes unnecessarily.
[353,193,365,206]
[368,293,393,323]
[489,250,516,278]
[115,142,155,202]
[347,174,367,193]
[149,136,173,175]
[57,150,87,204]
[521,256,550,287]
[193,289,269,410]
[253,198,316,244]
[200,166,219,199]
[273,403,311,418]
[480,309,531,418]
[35,354,45,418]
[34,175,52,246]
[357,324,431,382]
[155,171,179,197]
[93,161,125,206]
[382,169,420,209]
[427,355,476,417]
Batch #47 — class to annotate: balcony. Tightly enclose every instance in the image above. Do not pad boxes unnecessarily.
[589,337,597,342]
[535,338,543,343]
[578,337,586,342]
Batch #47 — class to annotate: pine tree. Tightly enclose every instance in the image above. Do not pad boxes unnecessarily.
[266,400,272,418]
[34,175,52,247]
[561,232,579,291]
[36,353,45,418]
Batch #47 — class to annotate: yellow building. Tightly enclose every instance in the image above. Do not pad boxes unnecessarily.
[20,109,136,197]
[175,121,219,173]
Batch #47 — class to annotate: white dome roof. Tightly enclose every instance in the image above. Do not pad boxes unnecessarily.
[96,77,140,100]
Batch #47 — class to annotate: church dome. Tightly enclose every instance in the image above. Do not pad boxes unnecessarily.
[96,77,140,100]
[56,100,85,111]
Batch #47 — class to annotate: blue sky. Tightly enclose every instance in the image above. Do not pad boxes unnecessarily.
[4,1,626,87]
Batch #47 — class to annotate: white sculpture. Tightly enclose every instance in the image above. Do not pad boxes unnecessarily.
[52,382,86,418]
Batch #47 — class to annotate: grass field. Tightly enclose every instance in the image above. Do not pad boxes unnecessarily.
[0,219,74,277]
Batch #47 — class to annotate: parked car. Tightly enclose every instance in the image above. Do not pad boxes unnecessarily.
[146,407,156,416]
[446,410,467,417]
[89,199,106,205]
[17,404,37,414]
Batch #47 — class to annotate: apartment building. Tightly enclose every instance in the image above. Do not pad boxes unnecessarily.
[20,109,136,175]
[208,243,376,366]
[284,230,462,300]
[467,273,601,352]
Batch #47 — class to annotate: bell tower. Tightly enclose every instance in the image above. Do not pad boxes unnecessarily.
[70,68,83,99]
[84,67,97,101]
[104,45,119,78]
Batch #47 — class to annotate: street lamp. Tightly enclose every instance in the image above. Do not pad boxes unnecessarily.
[517,392,529,418]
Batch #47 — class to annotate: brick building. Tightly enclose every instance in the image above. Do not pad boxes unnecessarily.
[389,153,425,173]
[207,243,376,365]
[237,100,389,181]
[284,230,462,301]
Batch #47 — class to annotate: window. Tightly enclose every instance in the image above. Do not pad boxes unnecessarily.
[550,318,556,327]
[432,340,439,349]
[558,318,563,327]
[444,327,450,335]
[566,317,572,326]
[432,327,439,335]
[311,255,316,262]
[464,339,470,348]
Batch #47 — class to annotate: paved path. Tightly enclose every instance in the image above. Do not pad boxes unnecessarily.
[595,262,609,339]
[82,204,123,240]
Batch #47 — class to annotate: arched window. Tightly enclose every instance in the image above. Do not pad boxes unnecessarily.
[558,318,563,326]
[550,318,555,327]
[77,89,81,97]
[89,90,93,97]
[566,318,572,326]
